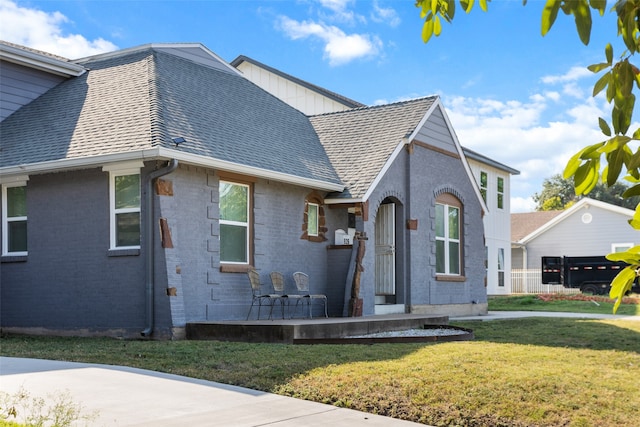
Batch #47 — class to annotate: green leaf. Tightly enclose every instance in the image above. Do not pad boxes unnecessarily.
[629,203,640,229]
[434,15,442,36]
[479,0,488,12]
[605,42,613,64]
[460,0,474,13]
[592,71,610,96]
[572,0,592,45]
[587,62,609,73]
[574,159,599,194]
[606,148,626,185]
[598,117,611,136]
[623,184,640,198]
[421,16,434,43]
[541,0,560,36]
[608,266,637,313]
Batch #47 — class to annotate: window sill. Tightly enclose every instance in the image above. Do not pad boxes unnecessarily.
[220,264,252,273]
[1,255,27,263]
[107,249,140,257]
[436,275,466,282]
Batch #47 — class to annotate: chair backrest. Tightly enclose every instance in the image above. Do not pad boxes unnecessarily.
[270,271,285,293]
[293,272,309,293]
[247,269,262,294]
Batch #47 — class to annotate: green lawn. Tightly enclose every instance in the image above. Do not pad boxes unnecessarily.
[488,294,640,315]
[2,317,639,426]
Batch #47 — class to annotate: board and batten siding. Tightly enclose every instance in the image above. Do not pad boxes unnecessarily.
[466,159,513,295]
[235,61,352,115]
[0,61,66,121]
[523,204,640,269]
[414,106,458,156]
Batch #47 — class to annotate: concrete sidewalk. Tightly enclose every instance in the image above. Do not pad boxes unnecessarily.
[0,357,423,426]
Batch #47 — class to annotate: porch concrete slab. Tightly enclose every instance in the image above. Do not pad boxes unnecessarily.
[0,357,424,426]
[187,314,449,343]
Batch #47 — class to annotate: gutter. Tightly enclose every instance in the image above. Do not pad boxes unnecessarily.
[141,159,178,337]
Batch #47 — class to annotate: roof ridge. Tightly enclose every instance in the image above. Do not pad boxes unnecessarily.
[309,95,439,118]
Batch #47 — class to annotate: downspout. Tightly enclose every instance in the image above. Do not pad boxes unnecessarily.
[141,159,178,337]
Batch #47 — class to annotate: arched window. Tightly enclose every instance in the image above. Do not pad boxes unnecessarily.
[301,192,327,242]
[435,193,463,276]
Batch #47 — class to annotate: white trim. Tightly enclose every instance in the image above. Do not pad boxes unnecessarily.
[219,180,250,264]
[0,147,343,193]
[0,175,29,185]
[0,43,85,77]
[612,243,634,253]
[1,184,28,256]
[307,202,319,237]
[102,161,145,173]
[519,198,636,243]
[108,169,142,250]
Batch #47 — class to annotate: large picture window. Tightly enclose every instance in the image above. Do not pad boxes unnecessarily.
[220,181,250,264]
[2,184,28,255]
[435,194,461,276]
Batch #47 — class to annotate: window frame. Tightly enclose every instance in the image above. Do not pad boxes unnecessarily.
[103,162,143,251]
[2,180,28,256]
[497,176,504,209]
[435,193,463,277]
[301,191,327,243]
[479,171,488,203]
[307,202,319,237]
[219,179,251,265]
[497,247,505,287]
[612,243,633,253]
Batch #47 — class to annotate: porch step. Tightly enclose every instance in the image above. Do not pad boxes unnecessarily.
[186,314,449,344]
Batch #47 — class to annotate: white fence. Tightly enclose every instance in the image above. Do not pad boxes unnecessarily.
[511,269,580,295]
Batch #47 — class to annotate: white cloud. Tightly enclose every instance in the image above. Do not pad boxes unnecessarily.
[0,0,117,58]
[370,1,400,27]
[541,66,592,84]
[278,16,381,66]
[442,87,609,212]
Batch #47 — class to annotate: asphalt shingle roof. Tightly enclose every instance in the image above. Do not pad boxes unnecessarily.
[309,96,437,199]
[511,211,563,242]
[1,46,341,187]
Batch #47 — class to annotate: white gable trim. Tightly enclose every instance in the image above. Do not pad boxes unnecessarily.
[519,198,635,243]
[0,43,85,77]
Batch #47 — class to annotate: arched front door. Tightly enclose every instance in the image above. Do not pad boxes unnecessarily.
[375,202,400,313]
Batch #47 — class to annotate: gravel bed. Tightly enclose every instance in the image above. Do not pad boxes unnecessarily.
[348,327,468,338]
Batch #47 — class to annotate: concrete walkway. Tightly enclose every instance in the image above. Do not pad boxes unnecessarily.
[1,311,636,426]
[0,357,423,426]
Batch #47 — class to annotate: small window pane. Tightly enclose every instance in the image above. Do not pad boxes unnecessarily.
[307,204,319,236]
[7,186,26,217]
[497,177,504,193]
[115,175,140,209]
[116,212,140,246]
[435,204,444,238]
[220,224,247,263]
[436,240,445,274]
[480,172,487,188]
[498,248,505,270]
[220,183,248,222]
[449,241,460,274]
[8,220,27,252]
[480,188,487,203]
[497,193,504,209]
[448,207,459,239]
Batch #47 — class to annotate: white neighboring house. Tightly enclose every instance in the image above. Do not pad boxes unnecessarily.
[464,149,520,295]
[511,197,639,271]
[231,55,520,296]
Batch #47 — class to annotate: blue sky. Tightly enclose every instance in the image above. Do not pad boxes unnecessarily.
[0,0,628,211]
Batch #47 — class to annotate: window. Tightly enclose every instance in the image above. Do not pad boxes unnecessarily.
[301,192,327,242]
[436,196,461,275]
[498,248,505,287]
[219,181,250,264]
[497,177,504,209]
[104,162,143,250]
[480,171,488,203]
[612,243,633,253]
[2,184,27,255]
[307,203,319,236]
